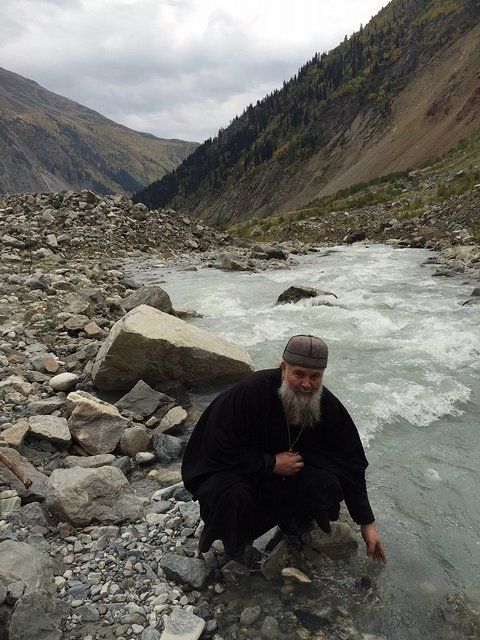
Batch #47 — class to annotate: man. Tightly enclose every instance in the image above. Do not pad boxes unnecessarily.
[181,335,387,564]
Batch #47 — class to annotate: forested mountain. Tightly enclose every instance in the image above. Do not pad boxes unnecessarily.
[135,0,480,224]
[0,67,198,195]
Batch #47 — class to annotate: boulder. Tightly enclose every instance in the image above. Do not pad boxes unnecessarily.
[67,390,128,454]
[219,252,252,271]
[123,285,173,314]
[151,432,183,464]
[28,415,71,446]
[158,406,187,433]
[0,420,29,450]
[115,380,166,417]
[91,305,254,391]
[276,285,337,305]
[0,540,61,640]
[46,466,144,526]
[119,426,151,456]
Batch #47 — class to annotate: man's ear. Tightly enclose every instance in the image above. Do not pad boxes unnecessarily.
[280,361,286,374]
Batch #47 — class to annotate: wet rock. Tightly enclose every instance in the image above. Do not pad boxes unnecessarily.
[28,415,71,446]
[159,554,211,589]
[67,390,128,454]
[281,567,311,584]
[219,253,252,271]
[276,285,337,305]
[260,615,281,639]
[160,608,206,640]
[303,522,358,557]
[123,285,173,314]
[46,466,144,526]
[240,605,262,626]
[92,305,254,391]
[462,298,480,306]
[261,540,289,580]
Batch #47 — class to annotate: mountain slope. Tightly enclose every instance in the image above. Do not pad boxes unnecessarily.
[0,67,198,195]
[135,0,480,224]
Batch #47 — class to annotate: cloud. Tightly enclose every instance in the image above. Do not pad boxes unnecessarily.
[0,0,389,141]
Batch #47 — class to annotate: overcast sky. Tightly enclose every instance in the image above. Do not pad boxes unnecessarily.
[1,0,389,142]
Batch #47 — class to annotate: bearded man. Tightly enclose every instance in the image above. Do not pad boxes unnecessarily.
[181,335,386,564]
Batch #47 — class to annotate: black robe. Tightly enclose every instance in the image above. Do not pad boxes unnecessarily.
[181,368,375,553]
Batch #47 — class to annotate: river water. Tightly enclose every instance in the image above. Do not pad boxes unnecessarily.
[128,245,480,639]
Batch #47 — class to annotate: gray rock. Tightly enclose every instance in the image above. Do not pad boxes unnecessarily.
[141,627,162,640]
[78,604,100,622]
[116,380,166,417]
[67,390,128,455]
[219,252,252,272]
[48,372,79,392]
[253,526,282,554]
[0,495,21,515]
[18,502,49,529]
[160,607,206,640]
[0,540,61,640]
[0,448,49,502]
[303,522,359,557]
[471,287,480,297]
[63,454,116,468]
[119,425,150,456]
[158,407,187,433]
[261,615,280,639]
[276,285,337,305]
[28,397,65,415]
[28,415,71,446]
[159,554,211,589]
[463,298,480,306]
[240,605,262,626]
[91,305,254,391]
[0,581,6,605]
[151,432,183,463]
[261,540,289,580]
[123,285,173,314]
[46,466,144,526]
[178,501,200,528]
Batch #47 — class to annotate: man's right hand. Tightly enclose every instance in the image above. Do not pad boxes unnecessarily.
[273,451,304,476]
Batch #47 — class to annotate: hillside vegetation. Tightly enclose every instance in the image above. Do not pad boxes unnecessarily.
[135,0,480,224]
[0,67,198,195]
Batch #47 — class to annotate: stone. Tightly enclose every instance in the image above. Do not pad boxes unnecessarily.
[149,469,182,487]
[119,426,151,456]
[141,627,162,640]
[28,397,65,415]
[0,419,29,449]
[63,454,116,468]
[281,567,311,584]
[42,356,60,373]
[91,305,254,391]
[18,502,49,529]
[261,540,289,580]
[135,451,156,465]
[151,432,183,463]
[0,376,33,399]
[158,406,187,433]
[253,526,282,554]
[64,292,92,315]
[303,522,359,557]
[123,285,173,314]
[159,554,211,589]
[64,314,89,331]
[276,285,337,305]
[471,287,480,297]
[28,415,71,445]
[178,501,200,528]
[0,495,21,515]
[219,252,251,271]
[46,466,144,526]
[160,608,205,640]
[0,540,61,640]
[260,615,280,639]
[463,298,480,307]
[67,390,128,454]
[48,372,79,392]
[84,321,105,338]
[116,380,165,417]
[240,605,262,626]
[0,448,49,501]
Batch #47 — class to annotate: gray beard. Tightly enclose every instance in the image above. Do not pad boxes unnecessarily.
[278,378,322,428]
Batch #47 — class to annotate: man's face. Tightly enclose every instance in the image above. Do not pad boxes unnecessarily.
[281,361,324,397]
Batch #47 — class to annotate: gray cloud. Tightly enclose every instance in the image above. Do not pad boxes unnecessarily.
[0,0,389,141]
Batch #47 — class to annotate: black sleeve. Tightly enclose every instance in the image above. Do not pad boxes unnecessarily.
[339,470,375,525]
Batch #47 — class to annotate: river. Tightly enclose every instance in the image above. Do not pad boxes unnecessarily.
[127,244,480,639]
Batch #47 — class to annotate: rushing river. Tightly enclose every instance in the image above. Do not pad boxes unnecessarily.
[128,244,480,639]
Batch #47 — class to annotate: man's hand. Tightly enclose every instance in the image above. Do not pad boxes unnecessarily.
[273,451,304,476]
[361,522,387,564]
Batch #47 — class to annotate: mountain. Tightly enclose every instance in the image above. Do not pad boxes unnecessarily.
[135,0,480,225]
[0,67,198,195]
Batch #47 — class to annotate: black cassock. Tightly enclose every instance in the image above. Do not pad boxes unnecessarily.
[181,368,375,554]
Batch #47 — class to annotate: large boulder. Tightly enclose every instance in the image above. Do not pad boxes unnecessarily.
[91,305,254,391]
[0,540,61,640]
[67,390,128,455]
[115,380,166,417]
[28,415,71,446]
[46,466,144,526]
[122,285,173,314]
[276,285,337,305]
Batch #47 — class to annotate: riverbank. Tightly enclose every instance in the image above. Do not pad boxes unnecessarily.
[1,191,479,640]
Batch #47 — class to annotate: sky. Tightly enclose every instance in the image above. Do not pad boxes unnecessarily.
[0,0,390,142]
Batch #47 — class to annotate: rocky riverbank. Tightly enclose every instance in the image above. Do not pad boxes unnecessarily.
[1,190,479,640]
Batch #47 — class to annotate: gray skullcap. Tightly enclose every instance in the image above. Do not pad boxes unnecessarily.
[282,334,328,369]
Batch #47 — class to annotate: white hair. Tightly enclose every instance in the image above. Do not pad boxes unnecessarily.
[278,376,322,428]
